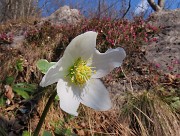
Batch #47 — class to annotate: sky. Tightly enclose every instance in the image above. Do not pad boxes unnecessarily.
[38,0,180,18]
[134,0,149,15]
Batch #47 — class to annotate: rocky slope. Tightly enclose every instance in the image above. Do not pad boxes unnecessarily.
[145,9,180,75]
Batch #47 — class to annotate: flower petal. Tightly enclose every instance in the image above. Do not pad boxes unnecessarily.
[63,31,97,62]
[40,31,98,87]
[80,79,111,111]
[40,58,67,87]
[91,47,126,78]
[57,79,81,116]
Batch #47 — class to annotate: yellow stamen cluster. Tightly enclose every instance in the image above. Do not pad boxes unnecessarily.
[67,58,94,85]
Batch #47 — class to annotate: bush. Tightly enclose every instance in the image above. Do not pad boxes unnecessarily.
[57,17,159,53]
[0,33,13,44]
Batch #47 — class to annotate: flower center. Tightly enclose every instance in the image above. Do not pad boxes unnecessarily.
[67,58,94,85]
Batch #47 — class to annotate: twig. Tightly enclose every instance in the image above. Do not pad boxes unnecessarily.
[96,0,119,18]
[121,67,133,92]
[121,0,131,19]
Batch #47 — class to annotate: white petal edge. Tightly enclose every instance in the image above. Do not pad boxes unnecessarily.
[40,31,99,87]
[40,58,67,87]
[80,79,111,111]
[91,47,126,78]
[63,31,97,62]
[57,79,81,116]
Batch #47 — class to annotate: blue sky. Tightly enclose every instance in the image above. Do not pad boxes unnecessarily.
[38,0,180,17]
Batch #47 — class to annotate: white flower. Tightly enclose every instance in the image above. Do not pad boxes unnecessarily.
[40,31,126,116]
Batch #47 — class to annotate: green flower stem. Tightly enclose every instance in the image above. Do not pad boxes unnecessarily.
[33,90,57,136]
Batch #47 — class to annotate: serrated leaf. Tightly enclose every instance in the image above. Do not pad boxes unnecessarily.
[12,86,30,99]
[13,86,32,93]
[43,131,52,136]
[36,59,56,74]
[13,83,37,93]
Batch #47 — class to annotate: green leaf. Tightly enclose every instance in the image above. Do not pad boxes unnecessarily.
[13,83,37,93]
[171,97,180,102]
[12,86,30,99]
[54,128,61,135]
[171,100,180,110]
[0,96,5,106]
[42,131,52,136]
[36,59,56,74]
[54,128,72,136]
[12,82,37,99]
[22,131,31,136]
[0,124,8,136]
[5,76,14,85]
[64,128,72,136]
[66,114,75,121]
[55,95,59,101]
[15,59,24,72]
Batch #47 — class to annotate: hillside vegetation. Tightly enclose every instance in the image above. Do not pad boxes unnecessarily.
[0,15,179,136]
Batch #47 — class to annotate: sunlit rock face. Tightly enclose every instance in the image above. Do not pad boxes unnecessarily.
[145,9,180,75]
[148,9,180,27]
[43,5,83,25]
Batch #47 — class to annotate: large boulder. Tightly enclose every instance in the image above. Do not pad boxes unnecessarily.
[148,9,180,27]
[145,9,180,75]
[43,5,83,25]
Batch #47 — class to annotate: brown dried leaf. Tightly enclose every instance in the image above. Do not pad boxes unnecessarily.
[4,85,14,100]
[5,103,19,111]
[78,129,85,136]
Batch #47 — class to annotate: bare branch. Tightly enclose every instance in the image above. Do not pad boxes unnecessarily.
[97,0,119,18]
[158,0,165,8]
[147,0,163,12]
[121,0,131,19]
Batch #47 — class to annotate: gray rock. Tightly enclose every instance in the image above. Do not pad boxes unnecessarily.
[10,35,25,49]
[148,9,180,27]
[145,9,180,75]
[43,5,83,25]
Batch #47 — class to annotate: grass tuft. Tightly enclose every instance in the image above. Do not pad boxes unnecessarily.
[120,91,180,136]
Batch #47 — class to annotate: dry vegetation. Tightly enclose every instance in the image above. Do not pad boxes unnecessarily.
[0,15,179,136]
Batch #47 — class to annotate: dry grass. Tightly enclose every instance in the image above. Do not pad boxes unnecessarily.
[32,93,134,136]
[29,89,180,136]
[120,91,180,136]
[0,17,39,33]
[0,29,62,86]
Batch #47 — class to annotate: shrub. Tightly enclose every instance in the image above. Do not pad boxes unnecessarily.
[58,17,159,53]
[0,33,13,44]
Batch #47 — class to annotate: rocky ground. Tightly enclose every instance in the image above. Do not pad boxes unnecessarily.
[103,9,180,112]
